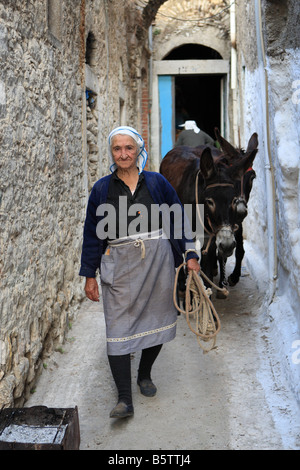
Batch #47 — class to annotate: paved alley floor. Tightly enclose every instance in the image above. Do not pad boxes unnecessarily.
[26,267,300,450]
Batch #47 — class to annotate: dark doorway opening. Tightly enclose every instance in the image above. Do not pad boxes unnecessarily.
[164,43,222,61]
[163,44,223,140]
[175,74,221,139]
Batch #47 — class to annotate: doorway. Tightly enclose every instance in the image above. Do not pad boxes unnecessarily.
[175,74,221,142]
[166,44,222,142]
[151,45,229,169]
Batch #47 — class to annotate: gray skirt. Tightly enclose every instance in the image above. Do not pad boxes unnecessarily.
[100,230,178,355]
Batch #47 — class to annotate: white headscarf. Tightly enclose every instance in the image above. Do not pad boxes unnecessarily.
[108,126,148,174]
[179,120,200,134]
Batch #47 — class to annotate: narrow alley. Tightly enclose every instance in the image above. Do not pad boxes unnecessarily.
[26,260,300,450]
[1,0,300,453]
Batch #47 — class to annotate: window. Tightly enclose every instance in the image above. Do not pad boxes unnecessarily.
[86,32,97,67]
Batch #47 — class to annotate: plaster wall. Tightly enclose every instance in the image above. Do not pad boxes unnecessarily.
[236,0,300,402]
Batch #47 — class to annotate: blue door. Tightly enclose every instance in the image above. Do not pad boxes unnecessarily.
[158,75,174,158]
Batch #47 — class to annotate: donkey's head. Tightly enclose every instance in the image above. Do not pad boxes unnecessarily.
[199,142,257,258]
[214,129,258,223]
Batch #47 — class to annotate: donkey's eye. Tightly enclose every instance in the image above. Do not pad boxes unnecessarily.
[205,198,215,210]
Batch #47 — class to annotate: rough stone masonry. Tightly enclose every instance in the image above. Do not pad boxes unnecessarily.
[0,0,146,408]
[0,0,86,407]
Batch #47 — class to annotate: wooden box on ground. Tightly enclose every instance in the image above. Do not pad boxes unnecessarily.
[0,405,80,450]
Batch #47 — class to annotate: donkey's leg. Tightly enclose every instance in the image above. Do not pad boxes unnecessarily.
[216,256,228,299]
[228,225,244,286]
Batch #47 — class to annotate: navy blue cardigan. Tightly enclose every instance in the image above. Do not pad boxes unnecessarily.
[79,171,198,278]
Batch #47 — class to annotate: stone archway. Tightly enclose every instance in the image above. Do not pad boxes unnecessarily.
[164,44,224,141]
[145,0,231,169]
[142,0,169,29]
[150,44,229,169]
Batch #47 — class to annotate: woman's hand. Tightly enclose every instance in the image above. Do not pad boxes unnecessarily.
[85,277,100,302]
[186,258,200,274]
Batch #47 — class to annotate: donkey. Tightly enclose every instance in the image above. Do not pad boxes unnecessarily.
[211,129,258,291]
[160,131,258,296]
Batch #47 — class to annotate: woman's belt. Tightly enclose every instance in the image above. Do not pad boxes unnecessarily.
[108,229,163,259]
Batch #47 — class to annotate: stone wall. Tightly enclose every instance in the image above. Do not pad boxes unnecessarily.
[235,0,300,303]
[0,0,147,408]
[152,0,230,61]
[235,0,300,402]
[0,0,84,407]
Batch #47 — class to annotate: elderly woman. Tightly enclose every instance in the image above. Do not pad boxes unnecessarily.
[79,126,199,419]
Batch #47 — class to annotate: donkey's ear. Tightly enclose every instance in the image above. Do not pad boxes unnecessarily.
[246,133,258,153]
[214,127,240,160]
[229,149,258,180]
[200,147,216,179]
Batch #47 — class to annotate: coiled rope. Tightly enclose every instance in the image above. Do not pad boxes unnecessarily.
[173,262,228,353]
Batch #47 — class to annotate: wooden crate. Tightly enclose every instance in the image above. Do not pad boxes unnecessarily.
[0,406,80,450]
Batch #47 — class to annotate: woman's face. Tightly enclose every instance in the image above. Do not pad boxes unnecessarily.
[111,135,139,172]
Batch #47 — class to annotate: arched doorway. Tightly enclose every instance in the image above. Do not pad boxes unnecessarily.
[150,43,229,169]
[166,44,223,141]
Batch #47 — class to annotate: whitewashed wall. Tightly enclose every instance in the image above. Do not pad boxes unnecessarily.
[237,2,300,402]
